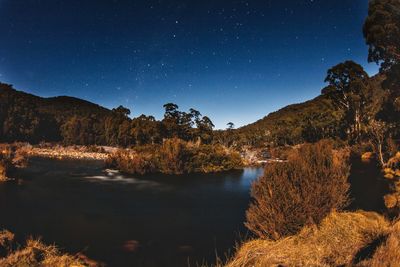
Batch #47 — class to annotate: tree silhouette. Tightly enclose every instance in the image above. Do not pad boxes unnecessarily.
[364,0,400,125]
[112,105,131,118]
[364,0,400,71]
[323,61,371,142]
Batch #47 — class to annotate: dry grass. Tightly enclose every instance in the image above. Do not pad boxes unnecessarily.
[0,230,100,267]
[358,219,400,267]
[226,211,392,267]
[0,143,30,181]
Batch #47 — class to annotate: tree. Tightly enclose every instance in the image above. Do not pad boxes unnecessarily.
[104,116,120,146]
[227,122,235,130]
[368,119,393,166]
[364,0,400,126]
[189,108,202,125]
[197,116,215,144]
[112,105,131,118]
[163,103,179,119]
[131,115,161,145]
[162,103,181,139]
[364,0,400,72]
[323,61,372,142]
[118,120,132,146]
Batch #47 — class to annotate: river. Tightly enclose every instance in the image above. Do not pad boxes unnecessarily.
[0,158,264,266]
[0,157,387,266]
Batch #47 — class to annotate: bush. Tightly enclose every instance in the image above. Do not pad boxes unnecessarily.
[0,144,30,181]
[0,161,8,182]
[0,145,14,181]
[106,138,243,175]
[106,149,157,175]
[159,138,192,174]
[245,140,351,240]
[383,152,400,212]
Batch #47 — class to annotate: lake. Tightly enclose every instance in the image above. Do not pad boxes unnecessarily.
[0,158,264,267]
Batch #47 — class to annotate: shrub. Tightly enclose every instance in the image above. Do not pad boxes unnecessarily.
[383,152,400,212]
[106,149,157,175]
[106,138,243,175]
[0,145,14,181]
[159,138,192,174]
[245,140,351,240]
[0,144,30,181]
[0,161,8,182]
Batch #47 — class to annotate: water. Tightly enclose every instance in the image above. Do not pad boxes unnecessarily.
[0,158,264,267]
[348,158,388,212]
[0,158,387,266]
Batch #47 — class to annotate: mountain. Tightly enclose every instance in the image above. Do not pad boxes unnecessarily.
[0,84,112,120]
[0,83,115,143]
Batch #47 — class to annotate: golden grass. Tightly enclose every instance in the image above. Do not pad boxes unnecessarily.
[358,219,400,267]
[0,231,99,267]
[226,211,392,267]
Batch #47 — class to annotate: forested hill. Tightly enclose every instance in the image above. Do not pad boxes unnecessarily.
[0,82,216,146]
[229,74,385,147]
[228,95,343,147]
[0,72,385,147]
[0,83,112,119]
[0,82,114,143]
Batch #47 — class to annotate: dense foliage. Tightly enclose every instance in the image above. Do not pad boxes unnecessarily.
[245,141,350,240]
[106,138,243,175]
[364,0,400,127]
[0,84,215,147]
[222,95,345,147]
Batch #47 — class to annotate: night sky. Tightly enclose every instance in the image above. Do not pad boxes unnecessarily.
[0,0,378,129]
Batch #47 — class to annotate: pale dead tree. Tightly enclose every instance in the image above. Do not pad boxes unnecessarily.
[368,119,391,166]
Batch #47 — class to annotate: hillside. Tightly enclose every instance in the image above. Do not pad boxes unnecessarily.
[0,82,114,143]
[228,95,343,147]
[0,74,384,146]
[0,83,112,120]
[230,74,385,147]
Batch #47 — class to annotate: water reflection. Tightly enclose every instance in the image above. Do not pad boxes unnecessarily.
[0,158,263,267]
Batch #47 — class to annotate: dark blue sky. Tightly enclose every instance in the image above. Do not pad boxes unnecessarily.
[0,0,378,129]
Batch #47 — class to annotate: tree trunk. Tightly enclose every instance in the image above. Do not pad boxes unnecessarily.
[377,143,385,166]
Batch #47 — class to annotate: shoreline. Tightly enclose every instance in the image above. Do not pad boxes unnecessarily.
[20,144,276,167]
[26,147,111,161]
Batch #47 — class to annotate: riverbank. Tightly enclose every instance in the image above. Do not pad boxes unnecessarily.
[27,146,111,160]
[2,142,285,175]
